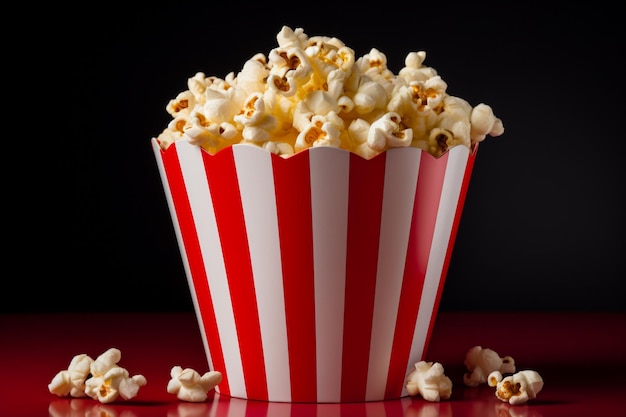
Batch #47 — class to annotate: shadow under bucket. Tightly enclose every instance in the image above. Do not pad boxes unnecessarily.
[152,139,477,403]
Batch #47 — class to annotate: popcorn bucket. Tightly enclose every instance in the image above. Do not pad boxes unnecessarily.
[152,139,477,403]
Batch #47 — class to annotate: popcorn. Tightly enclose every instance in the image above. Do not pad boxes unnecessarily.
[50,348,146,404]
[366,111,412,151]
[470,103,505,142]
[234,92,279,143]
[405,361,453,402]
[84,367,147,404]
[154,26,504,159]
[295,113,342,151]
[488,370,544,405]
[167,366,222,402]
[463,345,515,387]
[83,348,147,403]
[48,353,94,397]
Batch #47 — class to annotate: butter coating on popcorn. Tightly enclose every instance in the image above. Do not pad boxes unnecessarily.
[167,366,223,402]
[463,345,516,387]
[405,361,453,402]
[488,370,544,405]
[155,26,504,159]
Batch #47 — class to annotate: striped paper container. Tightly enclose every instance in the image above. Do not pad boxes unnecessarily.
[152,139,477,403]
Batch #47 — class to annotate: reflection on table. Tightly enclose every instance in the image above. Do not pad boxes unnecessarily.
[47,388,551,417]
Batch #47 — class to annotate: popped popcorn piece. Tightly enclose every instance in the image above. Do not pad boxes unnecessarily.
[154,26,504,159]
[463,345,515,387]
[295,113,342,151]
[167,366,223,402]
[405,361,452,402]
[89,347,121,377]
[352,77,389,115]
[398,51,438,82]
[366,111,412,152]
[84,366,147,403]
[82,348,147,403]
[48,353,94,397]
[263,140,295,157]
[488,370,544,405]
[470,103,504,143]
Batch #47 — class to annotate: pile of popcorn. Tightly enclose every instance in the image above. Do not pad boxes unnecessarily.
[154,26,504,159]
[49,345,542,405]
[48,348,147,403]
[407,345,544,405]
[48,347,221,404]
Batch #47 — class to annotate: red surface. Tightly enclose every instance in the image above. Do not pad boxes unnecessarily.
[2,311,625,417]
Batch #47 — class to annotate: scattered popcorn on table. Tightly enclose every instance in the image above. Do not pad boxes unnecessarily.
[83,348,147,403]
[488,370,544,405]
[463,345,515,387]
[49,348,146,404]
[405,361,453,402]
[154,26,504,159]
[48,353,94,397]
[167,366,222,402]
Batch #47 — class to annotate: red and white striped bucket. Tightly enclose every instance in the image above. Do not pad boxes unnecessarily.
[152,139,477,403]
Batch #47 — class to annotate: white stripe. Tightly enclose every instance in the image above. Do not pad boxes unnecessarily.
[399,396,413,412]
[225,395,248,417]
[309,147,350,403]
[317,403,342,417]
[366,148,421,400]
[208,391,221,417]
[151,139,216,372]
[265,402,293,417]
[233,145,291,402]
[176,140,247,398]
[365,401,387,417]
[403,145,469,396]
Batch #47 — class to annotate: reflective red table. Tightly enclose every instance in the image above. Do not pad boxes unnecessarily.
[2,311,625,417]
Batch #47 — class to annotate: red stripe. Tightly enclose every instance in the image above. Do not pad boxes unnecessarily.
[159,144,230,396]
[202,146,268,401]
[272,151,317,402]
[424,146,477,356]
[341,152,387,402]
[384,150,448,398]
[339,402,367,416]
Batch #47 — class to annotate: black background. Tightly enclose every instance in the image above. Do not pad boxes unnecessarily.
[6,3,624,313]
